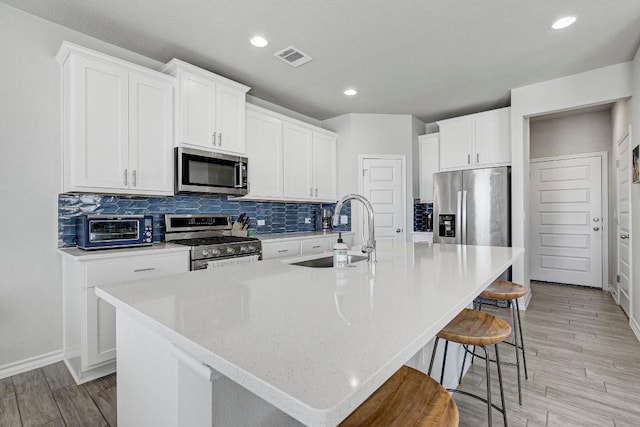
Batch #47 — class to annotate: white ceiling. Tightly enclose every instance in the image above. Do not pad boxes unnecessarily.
[4,0,640,123]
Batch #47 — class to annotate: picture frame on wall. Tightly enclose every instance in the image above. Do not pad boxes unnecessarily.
[634,145,640,184]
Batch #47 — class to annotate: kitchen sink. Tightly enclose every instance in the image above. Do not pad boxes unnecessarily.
[290,254,368,268]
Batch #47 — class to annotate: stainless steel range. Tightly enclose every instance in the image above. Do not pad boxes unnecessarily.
[165,214,262,270]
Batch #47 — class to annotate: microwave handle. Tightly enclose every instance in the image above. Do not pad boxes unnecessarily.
[234,162,246,188]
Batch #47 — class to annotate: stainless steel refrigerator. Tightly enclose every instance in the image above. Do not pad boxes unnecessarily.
[433,166,511,247]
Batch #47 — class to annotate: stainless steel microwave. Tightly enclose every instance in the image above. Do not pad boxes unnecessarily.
[175,147,248,196]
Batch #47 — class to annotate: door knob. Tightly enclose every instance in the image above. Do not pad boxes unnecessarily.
[395,229,402,233]
[621,234,629,239]
[593,227,600,231]
[593,217,600,222]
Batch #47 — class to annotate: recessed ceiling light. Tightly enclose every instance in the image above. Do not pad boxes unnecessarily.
[250,36,268,48]
[344,88,357,96]
[552,16,576,30]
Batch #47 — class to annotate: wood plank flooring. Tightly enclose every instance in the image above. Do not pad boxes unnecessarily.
[0,281,638,426]
[454,281,640,427]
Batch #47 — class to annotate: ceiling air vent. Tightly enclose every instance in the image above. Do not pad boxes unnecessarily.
[274,46,313,68]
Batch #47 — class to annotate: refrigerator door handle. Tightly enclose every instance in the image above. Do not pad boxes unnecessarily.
[456,190,463,244]
[461,190,468,244]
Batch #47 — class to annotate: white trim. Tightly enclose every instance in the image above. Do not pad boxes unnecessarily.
[529,151,609,289]
[630,315,640,343]
[627,125,634,325]
[357,154,407,243]
[0,350,63,380]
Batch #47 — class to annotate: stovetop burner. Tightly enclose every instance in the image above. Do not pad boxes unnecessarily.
[172,236,259,247]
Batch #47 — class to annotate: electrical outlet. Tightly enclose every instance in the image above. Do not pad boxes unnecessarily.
[304,218,311,224]
[257,219,266,226]
[340,215,348,224]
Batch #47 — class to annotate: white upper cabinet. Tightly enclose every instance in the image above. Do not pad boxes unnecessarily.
[162,59,250,155]
[283,122,314,199]
[419,133,439,202]
[245,106,284,198]
[244,104,337,202]
[438,107,511,171]
[57,42,174,196]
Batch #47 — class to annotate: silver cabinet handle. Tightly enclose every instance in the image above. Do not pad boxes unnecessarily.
[212,132,217,145]
[315,188,318,197]
[593,217,600,222]
[218,133,222,146]
[278,249,289,253]
[132,170,137,187]
[467,154,471,164]
[477,153,479,163]
[312,245,322,249]
[621,234,629,239]
[134,267,156,273]
[124,169,128,186]
[310,187,314,197]
[593,227,600,231]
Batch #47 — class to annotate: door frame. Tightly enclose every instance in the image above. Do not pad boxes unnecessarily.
[616,128,634,323]
[358,154,407,243]
[529,151,609,290]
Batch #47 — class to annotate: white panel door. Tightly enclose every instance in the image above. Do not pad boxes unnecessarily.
[362,158,404,242]
[215,84,246,154]
[312,132,337,200]
[617,134,631,316]
[283,123,313,199]
[245,109,283,198]
[179,71,216,149]
[530,156,603,287]
[128,72,173,194]
[71,55,128,189]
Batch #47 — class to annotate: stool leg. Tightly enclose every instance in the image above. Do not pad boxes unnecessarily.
[511,300,523,405]
[459,344,469,384]
[495,343,508,427]
[481,345,492,427]
[515,301,529,379]
[428,337,440,377]
[441,340,450,385]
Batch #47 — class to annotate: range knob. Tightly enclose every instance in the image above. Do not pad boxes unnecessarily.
[210,248,221,257]
[247,245,256,252]
[226,247,236,255]
[240,246,248,253]
[201,250,210,257]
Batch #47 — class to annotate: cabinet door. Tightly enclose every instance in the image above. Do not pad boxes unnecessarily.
[419,134,439,202]
[69,55,129,189]
[215,84,246,154]
[246,110,283,197]
[128,72,174,194]
[283,123,313,199]
[85,288,116,368]
[179,71,216,149]
[312,132,337,200]
[474,108,511,166]
[438,120,474,171]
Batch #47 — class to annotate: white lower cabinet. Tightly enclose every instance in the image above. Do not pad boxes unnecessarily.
[261,233,354,260]
[412,233,434,243]
[61,248,189,384]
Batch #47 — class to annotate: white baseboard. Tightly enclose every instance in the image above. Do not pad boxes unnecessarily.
[630,316,640,343]
[518,290,532,310]
[0,350,63,380]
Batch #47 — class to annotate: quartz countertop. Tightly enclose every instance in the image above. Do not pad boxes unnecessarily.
[96,242,523,426]
[57,243,190,260]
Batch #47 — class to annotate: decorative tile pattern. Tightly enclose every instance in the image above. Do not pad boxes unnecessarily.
[58,194,350,248]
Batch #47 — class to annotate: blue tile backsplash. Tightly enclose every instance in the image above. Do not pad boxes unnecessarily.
[58,194,351,248]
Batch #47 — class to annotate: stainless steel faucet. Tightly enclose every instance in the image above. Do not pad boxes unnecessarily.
[333,194,376,262]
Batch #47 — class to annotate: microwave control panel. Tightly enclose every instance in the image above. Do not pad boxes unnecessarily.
[439,214,456,237]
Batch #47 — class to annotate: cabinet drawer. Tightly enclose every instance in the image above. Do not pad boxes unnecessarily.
[300,239,330,254]
[85,252,188,288]
[262,241,301,260]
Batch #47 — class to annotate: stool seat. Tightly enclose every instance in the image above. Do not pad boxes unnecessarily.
[438,308,511,346]
[480,280,528,300]
[339,365,459,427]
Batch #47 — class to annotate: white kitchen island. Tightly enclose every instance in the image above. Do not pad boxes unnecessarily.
[96,242,523,427]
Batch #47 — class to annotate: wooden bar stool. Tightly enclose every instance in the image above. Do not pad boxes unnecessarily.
[429,308,511,427]
[465,280,529,405]
[340,365,459,427]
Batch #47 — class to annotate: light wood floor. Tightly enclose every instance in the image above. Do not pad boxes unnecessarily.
[0,281,638,426]
[455,281,640,427]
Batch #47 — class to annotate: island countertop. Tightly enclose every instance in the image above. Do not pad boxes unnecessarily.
[96,242,523,426]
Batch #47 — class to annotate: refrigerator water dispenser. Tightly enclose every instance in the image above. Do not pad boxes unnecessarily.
[439,214,456,237]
